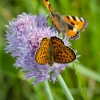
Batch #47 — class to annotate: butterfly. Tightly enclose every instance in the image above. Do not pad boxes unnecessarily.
[42,0,88,40]
[35,36,76,66]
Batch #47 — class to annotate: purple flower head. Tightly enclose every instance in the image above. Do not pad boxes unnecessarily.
[5,13,77,85]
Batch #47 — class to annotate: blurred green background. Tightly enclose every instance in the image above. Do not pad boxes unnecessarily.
[0,0,100,100]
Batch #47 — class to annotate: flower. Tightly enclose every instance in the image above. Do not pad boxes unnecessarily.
[5,12,77,85]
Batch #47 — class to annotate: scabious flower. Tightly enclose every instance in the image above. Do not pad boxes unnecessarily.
[5,12,77,85]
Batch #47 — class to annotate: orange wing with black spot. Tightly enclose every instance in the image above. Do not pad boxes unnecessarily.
[42,0,88,40]
[54,46,76,63]
[50,37,76,63]
[50,36,64,56]
[35,38,50,65]
[35,47,49,64]
[62,15,88,31]
[42,0,53,12]
[35,36,76,66]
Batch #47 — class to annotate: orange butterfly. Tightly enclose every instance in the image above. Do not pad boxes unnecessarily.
[42,0,88,40]
[35,37,76,66]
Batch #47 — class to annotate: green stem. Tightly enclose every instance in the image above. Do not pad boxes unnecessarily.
[43,81,54,100]
[56,74,74,100]
[69,62,100,82]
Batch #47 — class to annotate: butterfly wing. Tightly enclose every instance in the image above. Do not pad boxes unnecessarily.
[35,37,50,65]
[50,12,79,40]
[40,37,50,48]
[54,46,76,63]
[62,15,88,31]
[42,0,63,32]
[42,0,81,40]
[42,0,88,40]
[50,36,64,56]
[65,24,79,40]
[35,47,49,65]
[42,0,54,12]
[50,12,62,31]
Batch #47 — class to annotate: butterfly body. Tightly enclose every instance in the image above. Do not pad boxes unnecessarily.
[35,37,76,66]
[42,0,88,40]
[48,40,54,66]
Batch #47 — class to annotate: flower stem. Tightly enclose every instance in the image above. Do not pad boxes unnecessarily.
[43,81,54,100]
[56,74,74,100]
[69,62,100,82]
